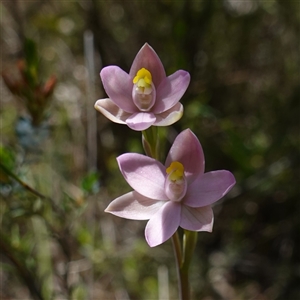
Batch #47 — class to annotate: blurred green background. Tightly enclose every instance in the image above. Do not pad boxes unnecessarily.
[0,1,299,299]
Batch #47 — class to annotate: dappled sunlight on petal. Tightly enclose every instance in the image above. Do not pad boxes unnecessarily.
[105,191,165,220]
[145,201,181,247]
[155,103,183,126]
[184,170,236,207]
[153,70,190,114]
[94,98,131,124]
[100,66,137,113]
[180,205,213,232]
[117,153,168,200]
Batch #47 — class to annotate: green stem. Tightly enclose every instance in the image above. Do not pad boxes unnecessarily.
[172,230,198,300]
[171,231,186,300]
[171,231,182,269]
[182,230,198,273]
[142,126,159,160]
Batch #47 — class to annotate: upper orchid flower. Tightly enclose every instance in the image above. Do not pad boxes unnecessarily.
[94,43,190,131]
[105,129,236,247]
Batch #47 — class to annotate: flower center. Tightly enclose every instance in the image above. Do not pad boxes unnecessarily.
[165,161,187,202]
[166,161,184,181]
[132,68,156,111]
[133,68,152,90]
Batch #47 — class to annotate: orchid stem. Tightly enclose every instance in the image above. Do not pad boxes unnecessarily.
[172,231,187,300]
[172,230,197,300]
[142,127,159,160]
[172,231,182,268]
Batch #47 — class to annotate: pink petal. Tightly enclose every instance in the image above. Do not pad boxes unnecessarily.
[100,66,137,113]
[153,70,190,114]
[165,129,205,183]
[184,170,236,207]
[180,205,214,232]
[105,191,165,220]
[94,98,132,124]
[129,43,166,88]
[154,103,183,126]
[145,201,181,247]
[117,153,168,200]
[126,112,156,131]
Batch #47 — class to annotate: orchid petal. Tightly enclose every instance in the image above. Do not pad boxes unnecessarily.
[94,98,131,124]
[153,70,190,114]
[105,191,165,220]
[145,201,181,247]
[129,43,166,87]
[184,170,236,207]
[117,153,168,200]
[180,205,214,232]
[165,129,205,183]
[126,112,156,131]
[154,103,183,126]
[100,66,137,113]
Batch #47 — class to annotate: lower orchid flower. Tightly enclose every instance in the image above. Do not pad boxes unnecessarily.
[105,129,236,247]
[94,43,190,131]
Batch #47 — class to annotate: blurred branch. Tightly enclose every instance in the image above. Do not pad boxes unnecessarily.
[0,162,47,199]
[0,232,44,300]
[0,162,77,297]
[0,162,63,215]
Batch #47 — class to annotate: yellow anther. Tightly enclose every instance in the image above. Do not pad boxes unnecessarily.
[166,161,184,181]
[133,68,152,87]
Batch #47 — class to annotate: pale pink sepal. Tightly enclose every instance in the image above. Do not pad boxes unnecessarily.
[105,191,165,220]
[154,103,183,126]
[129,43,166,87]
[184,170,236,208]
[145,201,181,247]
[180,205,214,232]
[126,112,156,131]
[94,98,131,124]
[100,66,137,113]
[153,70,190,114]
[165,129,205,183]
[117,153,168,200]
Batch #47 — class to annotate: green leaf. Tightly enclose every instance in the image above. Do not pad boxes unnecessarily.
[23,38,39,86]
[24,38,39,69]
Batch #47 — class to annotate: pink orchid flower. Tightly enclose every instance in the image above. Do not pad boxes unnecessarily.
[105,129,236,247]
[94,43,190,131]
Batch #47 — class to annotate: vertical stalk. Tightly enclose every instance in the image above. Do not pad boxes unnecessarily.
[171,230,197,300]
[142,126,159,160]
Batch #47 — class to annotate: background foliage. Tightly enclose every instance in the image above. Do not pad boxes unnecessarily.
[0,1,299,299]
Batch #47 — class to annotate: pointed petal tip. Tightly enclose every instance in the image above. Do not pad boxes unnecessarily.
[166,128,205,181]
[222,171,236,195]
[145,236,161,248]
[142,42,150,48]
[94,98,129,124]
[206,218,214,233]
[140,42,154,52]
[94,99,105,111]
[130,43,166,86]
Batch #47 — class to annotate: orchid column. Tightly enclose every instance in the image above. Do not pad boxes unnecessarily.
[95,43,236,299]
